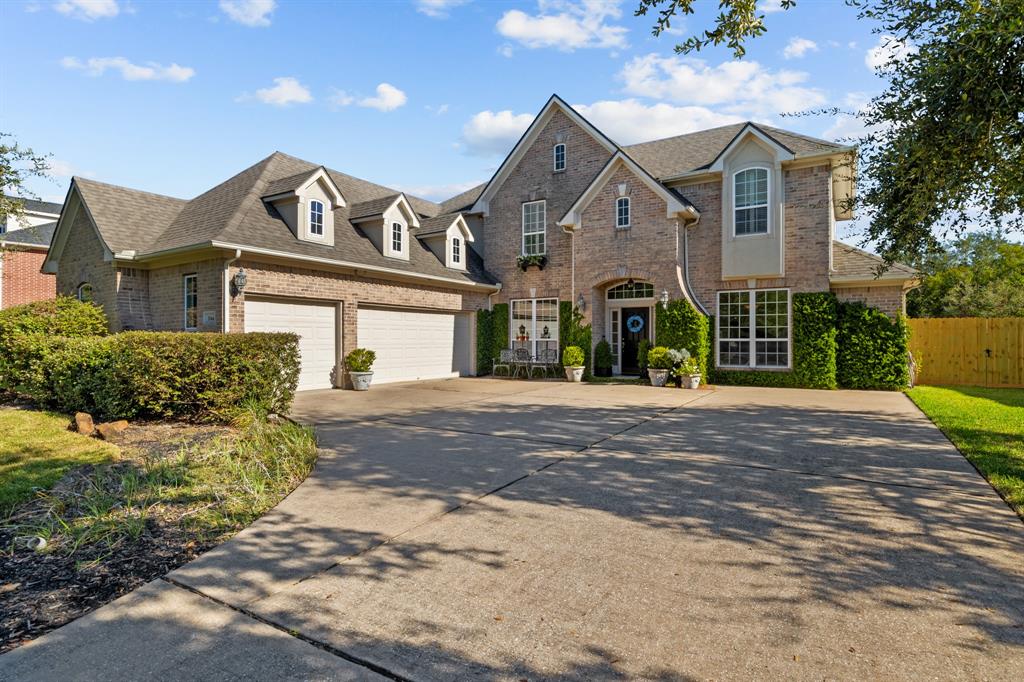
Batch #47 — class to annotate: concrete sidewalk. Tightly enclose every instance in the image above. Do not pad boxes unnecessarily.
[3,380,1022,680]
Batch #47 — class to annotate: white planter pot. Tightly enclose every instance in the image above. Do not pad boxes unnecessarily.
[564,366,585,382]
[349,371,373,391]
[648,368,669,387]
[685,374,701,389]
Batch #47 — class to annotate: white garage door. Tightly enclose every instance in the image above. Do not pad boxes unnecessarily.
[357,307,472,384]
[244,298,336,391]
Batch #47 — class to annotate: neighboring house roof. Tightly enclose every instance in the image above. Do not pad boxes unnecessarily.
[831,241,918,283]
[1,221,57,248]
[3,195,63,216]
[623,123,849,180]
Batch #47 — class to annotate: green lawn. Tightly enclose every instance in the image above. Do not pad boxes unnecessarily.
[907,386,1024,517]
[0,408,119,514]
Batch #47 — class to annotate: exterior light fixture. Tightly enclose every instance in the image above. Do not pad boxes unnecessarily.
[577,293,586,311]
[232,268,248,296]
[660,289,669,308]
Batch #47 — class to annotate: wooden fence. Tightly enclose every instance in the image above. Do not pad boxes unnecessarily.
[908,317,1024,388]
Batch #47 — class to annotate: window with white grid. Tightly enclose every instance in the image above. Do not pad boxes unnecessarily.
[309,200,324,236]
[522,201,546,256]
[616,196,630,228]
[553,143,566,172]
[717,289,789,369]
[391,222,403,252]
[451,236,461,265]
[734,167,769,236]
[510,298,559,356]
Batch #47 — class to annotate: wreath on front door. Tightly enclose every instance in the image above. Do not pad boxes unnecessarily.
[626,315,645,333]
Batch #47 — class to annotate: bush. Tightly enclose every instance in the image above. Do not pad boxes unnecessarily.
[836,302,910,390]
[559,302,592,376]
[1,332,300,422]
[647,346,673,370]
[637,339,651,376]
[562,345,585,367]
[0,296,108,341]
[476,308,494,375]
[594,339,614,371]
[792,292,838,389]
[345,348,376,373]
[655,299,711,378]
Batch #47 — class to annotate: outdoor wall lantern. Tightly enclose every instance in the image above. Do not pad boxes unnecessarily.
[577,293,586,311]
[232,268,248,296]
[660,289,669,308]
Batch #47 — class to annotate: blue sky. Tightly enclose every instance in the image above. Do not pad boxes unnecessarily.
[2,0,893,227]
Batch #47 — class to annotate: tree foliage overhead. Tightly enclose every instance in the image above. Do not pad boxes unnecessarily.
[907,231,1024,318]
[635,0,1024,264]
[0,132,51,229]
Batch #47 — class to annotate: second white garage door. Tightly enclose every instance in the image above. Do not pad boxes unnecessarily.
[244,298,337,391]
[357,307,471,384]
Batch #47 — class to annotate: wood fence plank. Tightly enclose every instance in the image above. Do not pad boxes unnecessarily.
[909,317,1024,388]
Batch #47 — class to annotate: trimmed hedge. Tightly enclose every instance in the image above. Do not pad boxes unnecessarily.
[836,301,911,390]
[559,302,592,377]
[655,299,711,378]
[475,303,510,376]
[2,331,300,422]
[0,296,107,342]
[791,292,838,389]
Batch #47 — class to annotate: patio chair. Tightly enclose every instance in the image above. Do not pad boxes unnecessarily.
[512,347,531,378]
[531,347,559,378]
[493,349,514,377]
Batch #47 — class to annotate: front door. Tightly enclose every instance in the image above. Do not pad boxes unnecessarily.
[620,307,649,375]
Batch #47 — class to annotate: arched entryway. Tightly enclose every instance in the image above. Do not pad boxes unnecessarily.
[605,279,655,375]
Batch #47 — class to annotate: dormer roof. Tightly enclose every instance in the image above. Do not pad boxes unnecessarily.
[349,193,421,228]
[416,213,473,240]
[261,166,345,206]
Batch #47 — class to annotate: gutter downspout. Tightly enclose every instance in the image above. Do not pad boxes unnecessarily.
[675,216,709,315]
[223,248,241,333]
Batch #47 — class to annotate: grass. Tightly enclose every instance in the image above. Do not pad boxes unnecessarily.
[907,386,1024,517]
[0,409,119,515]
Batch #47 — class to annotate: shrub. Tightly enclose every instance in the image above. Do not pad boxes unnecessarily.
[1,332,300,422]
[836,301,910,390]
[0,296,107,341]
[345,348,376,373]
[647,346,673,370]
[562,345,585,367]
[655,299,711,378]
[637,338,651,375]
[476,308,494,374]
[594,339,614,370]
[792,292,838,389]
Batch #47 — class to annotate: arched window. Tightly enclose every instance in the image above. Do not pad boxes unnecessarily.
[553,143,566,172]
[309,199,324,236]
[76,282,93,303]
[733,167,769,235]
[607,280,654,300]
[615,196,630,228]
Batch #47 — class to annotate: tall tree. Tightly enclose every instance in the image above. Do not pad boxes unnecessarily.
[0,132,52,232]
[635,0,1024,263]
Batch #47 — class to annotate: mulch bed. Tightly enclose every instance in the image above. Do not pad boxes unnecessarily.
[0,422,233,653]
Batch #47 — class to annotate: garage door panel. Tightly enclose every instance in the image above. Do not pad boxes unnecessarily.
[358,307,470,384]
[245,299,336,391]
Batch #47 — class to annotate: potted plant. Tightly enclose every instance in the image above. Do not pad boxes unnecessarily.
[646,346,673,387]
[516,254,547,271]
[562,345,585,382]
[345,348,376,391]
[594,338,613,377]
[674,357,702,389]
[666,348,690,387]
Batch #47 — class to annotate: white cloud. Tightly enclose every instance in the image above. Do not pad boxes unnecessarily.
[396,179,483,202]
[426,103,449,115]
[219,0,276,27]
[328,89,354,109]
[783,37,817,59]
[574,99,742,145]
[497,44,515,58]
[254,77,312,106]
[61,56,195,82]
[758,0,786,13]
[54,0,119,20]
[461,110,535,156]
[619,53,826,116]
[415,0,469,18]
[865,34,915,71]
[496,0,628,51]
[358,83,407,112]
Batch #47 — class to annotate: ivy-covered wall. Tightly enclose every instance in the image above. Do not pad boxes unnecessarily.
[654,299,711,378]
[792,293,838,389]
[475,303,509,376]
[836,301,911,390]
[559,301,592,377]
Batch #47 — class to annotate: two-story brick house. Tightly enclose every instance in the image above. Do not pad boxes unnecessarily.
[43,95,916,389]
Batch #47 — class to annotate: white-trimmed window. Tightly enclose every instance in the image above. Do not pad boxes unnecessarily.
[616,196,630,228]
[733,167,769,236]
[553,143,566,172]
[717,289,789,369]
[183,274,198,330]
[391,221,403,252]
[522,200,546,256]
[76,282,93,303]
[510,298,559,356]
[309,199,324,236]
[451,236,462,266]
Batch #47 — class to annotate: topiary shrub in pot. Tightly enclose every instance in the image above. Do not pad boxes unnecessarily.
[646,346,673,387]
[562,345,585,382]
[345,348,376,391]
[594,339,613,377]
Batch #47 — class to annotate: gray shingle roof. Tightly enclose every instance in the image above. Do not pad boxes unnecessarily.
[261,169,321,198]
[438,184,486,214]
[623,122,849,180]
[2,221,57,247]
[3,195,62,216]
[832,241,917,281]
[74,178,187,253]
[416,213,460,237]
[349,194,402,220]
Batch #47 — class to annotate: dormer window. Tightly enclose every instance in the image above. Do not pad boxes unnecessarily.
[309,199,324,236]
[734,167,769,236]
[553,143,566,172]
[391,222,403,252]
[616,196,630,228]
[452,236,462,265]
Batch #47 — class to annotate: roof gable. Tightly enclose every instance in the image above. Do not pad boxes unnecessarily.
[470,94,618,216]
[262,166,345,206]
[708,123,795,171]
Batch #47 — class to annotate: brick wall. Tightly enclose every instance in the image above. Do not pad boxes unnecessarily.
[55,208,119,330]
[116,266,152,330]
[1,248,55,309]
[148,259,224,332]
[833,284,908,317]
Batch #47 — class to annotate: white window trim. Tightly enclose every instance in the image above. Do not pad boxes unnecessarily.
[732,166,771,238]
[521,200,547,256]
[448,235,465,270]
[715,288,791,370]
[308,199,325,238]
[390,221,404,256]
[76,282,93,303]
[553,143,566,172]
[183,274,198,331]
[509,297,559,357]
[615,196,631,229]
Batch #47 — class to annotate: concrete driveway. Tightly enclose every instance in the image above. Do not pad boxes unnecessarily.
[3,379,1023,680]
